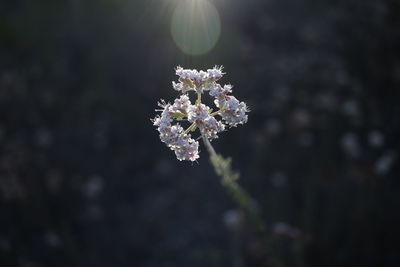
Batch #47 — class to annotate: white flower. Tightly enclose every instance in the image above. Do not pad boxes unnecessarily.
[170,94,191,115]
[209,84,232,98]
[187,104,209,123]
[202,116,225,139]
[159,124,182,145]
[153,66,249,161]
[174,140,199,161]
[173,66,225,94]
[207,66,224,80]
[226,96,240,110]
[220,101,249,127]
[172,81,191,93]
[176,66,196,80]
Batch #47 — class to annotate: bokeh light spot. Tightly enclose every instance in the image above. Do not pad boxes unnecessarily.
[171,0,221,56]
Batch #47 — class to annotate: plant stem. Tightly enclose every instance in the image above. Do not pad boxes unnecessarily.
[183,122,197,135]
[201,131,285,266]
[200,130,266,234]
[196,92,202,105]
[209,110,220,117]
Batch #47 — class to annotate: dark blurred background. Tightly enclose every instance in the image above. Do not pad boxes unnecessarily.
[1,0,400,266]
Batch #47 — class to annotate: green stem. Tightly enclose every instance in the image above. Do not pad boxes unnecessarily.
[183,122,197,135]
[196,92,202,105]
[199,121,283,267]
[200,130,266,234]
[210,104,227,117]
[210,110,220,117]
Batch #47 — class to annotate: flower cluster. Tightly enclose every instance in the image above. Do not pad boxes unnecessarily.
[153,66,249,161]
[210,84,249,127]
[172,66,224,94]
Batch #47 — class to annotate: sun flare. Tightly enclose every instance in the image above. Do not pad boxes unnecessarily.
[171,0,221,56]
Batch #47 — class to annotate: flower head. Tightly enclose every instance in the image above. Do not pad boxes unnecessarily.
[152,66,249,161]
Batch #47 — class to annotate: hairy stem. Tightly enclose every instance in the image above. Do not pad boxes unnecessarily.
[200,132,285,266]
[200,130,266,234]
